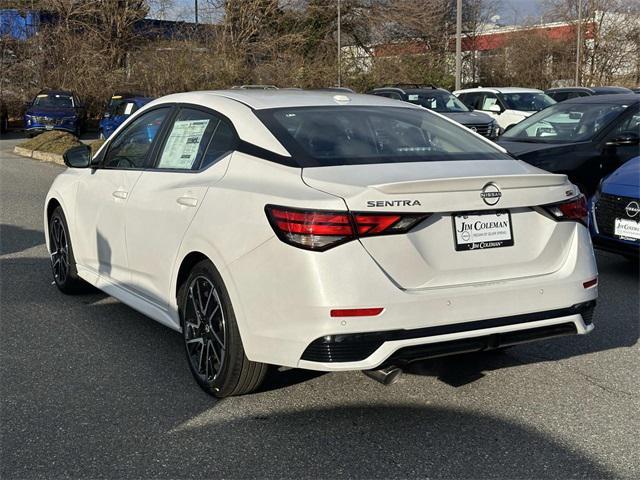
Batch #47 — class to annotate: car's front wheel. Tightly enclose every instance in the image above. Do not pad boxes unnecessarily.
[179,259,267,397]
[49,206,87,294]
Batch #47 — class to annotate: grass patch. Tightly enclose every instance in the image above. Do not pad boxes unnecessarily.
[18,131,82,155]
[89,139,105,155]
[17,131,106,158]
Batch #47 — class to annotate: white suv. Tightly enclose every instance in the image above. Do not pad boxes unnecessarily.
[45,90,597,397]
[454,87,556,130]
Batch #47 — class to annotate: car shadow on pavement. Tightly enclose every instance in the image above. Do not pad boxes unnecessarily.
[0,223,44,255]
[163,405,613,479]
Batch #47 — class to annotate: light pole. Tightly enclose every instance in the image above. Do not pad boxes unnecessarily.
[195,0,199,24]
[337,0,342,87]
[455,0,462,91]
[575,0,582,86]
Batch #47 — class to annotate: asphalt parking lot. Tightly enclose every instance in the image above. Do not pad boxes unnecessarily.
[1,133,639,479]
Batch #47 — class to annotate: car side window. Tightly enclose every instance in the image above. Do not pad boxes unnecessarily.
[200,119,237,169]
[481,94,499,111]
[460,93,482,110]
[154,108,230,171]
[103,108,169,169]
[608,110,640,138]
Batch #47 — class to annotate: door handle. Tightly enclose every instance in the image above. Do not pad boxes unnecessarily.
[112,190,128,199]
[177,196,198,207]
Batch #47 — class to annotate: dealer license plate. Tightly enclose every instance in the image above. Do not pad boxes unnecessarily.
[614,217,640,242]
[453,211,514,251]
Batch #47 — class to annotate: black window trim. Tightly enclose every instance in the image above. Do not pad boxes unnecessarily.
[95,104,176,171]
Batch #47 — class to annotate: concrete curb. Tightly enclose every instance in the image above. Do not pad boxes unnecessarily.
[13,146,64,165]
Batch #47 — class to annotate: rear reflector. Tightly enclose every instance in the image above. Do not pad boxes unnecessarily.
[583,278,598,289]
[330,308,384,317]
[265,205,430,251]
[542,194,588,225]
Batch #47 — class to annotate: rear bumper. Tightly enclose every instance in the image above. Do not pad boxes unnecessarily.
[300,301,595,366]
[591,234,639,259]
[229,222,598,371]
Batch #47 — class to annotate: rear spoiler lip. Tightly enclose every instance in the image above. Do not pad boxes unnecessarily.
[372,173,570,194]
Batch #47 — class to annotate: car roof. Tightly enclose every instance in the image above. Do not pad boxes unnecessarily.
[561,94,640,105]
[455,87,543,94]
[545,87,593,93]
[591,86,633,93]
[370,86,450,95]
[155,90,423,110]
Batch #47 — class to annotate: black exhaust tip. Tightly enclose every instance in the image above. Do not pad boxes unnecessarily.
[362,366,402,385]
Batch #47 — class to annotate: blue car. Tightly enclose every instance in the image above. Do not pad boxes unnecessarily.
[98,96,152,139]
[23,89,86,136]
[589,157,640,259]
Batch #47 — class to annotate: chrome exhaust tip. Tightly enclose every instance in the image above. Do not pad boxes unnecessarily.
[362,366,402,385]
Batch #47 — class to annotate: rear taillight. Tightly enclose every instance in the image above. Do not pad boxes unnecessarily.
[542,195,588,225]
[265,205,429,251]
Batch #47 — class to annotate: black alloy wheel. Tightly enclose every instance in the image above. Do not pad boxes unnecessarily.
[183,276,227,383]
[48,206,87,294]
[179,260,267,397]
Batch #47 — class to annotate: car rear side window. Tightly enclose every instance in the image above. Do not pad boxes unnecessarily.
[255,106,509,167]
[103,107,170,169]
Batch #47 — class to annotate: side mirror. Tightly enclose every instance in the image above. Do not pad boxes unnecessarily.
[605,133,640,147]
[63,144,92,168]
[488,104,502,113]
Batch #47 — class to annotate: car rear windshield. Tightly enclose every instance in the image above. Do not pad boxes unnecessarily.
[405,92,469,112]
[500,93,555,111]
[255,106,509,167]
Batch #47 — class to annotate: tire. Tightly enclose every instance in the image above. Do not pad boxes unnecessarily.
[49,206,87,294]
[178,259,267,397]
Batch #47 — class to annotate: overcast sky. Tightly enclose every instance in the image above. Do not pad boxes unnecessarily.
[154,0,544,26]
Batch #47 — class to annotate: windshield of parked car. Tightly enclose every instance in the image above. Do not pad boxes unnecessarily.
[500,92,555,111]
[256,106,510,167]
[405,92,469,112]
[33,93,74,109]
[501,102,626,143]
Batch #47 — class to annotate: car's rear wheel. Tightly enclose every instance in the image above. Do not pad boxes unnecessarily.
[49,206,87,294]
[179,259,267,397]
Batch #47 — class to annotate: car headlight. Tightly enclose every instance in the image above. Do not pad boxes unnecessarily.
[490,120,500,136]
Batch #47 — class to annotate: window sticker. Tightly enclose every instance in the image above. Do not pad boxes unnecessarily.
[124,102,134,115]
[408,94,419,101]
[158,119,210,169]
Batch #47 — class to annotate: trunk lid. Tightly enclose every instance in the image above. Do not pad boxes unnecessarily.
[302,160,578,290]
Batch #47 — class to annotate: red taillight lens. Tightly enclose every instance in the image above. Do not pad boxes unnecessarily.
[265,205,429,251]
[542,195,588,225]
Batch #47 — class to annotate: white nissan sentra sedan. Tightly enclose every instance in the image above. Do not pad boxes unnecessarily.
[45,90,598,397]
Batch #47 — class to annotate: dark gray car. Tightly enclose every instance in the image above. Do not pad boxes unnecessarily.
[368,85,500,139]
